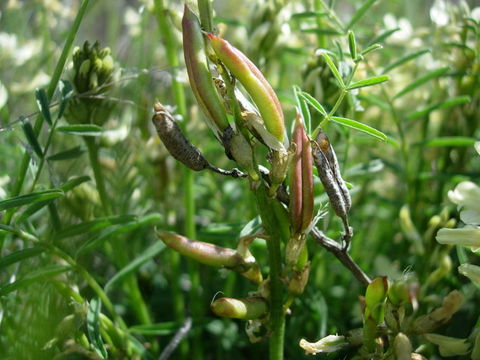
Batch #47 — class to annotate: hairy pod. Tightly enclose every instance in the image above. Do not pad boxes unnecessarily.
[182,5,229,139]
[207,33,286,145]
[152,102,210,171]
[211,297,268,320]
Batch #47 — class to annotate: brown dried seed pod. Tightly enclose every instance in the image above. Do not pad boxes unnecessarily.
[314,130,351,211]
[153,102,209,171]
[313,147,348,221]
[153,102,247,178]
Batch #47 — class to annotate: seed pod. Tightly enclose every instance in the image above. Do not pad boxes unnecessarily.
[211,297,268,320]
[312,131,351,225]
[290,114,314,235]
[153,102,210,171]
[182,5,229,139]
[157,232,247,268]
[314,130,351,210]
[288,262,310,296]
[207,33,286,145]
[153,102,246,178]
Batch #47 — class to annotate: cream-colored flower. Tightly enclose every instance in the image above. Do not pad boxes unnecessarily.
[299,335,346,355]
[436,225,480,251]
[424,333,470,357]
[448,181,480,218]
[458,264,480,285]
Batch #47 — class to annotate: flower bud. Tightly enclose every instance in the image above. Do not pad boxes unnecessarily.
[394,333,412,360]
[459,263,480,284]
[211,297,268,320]
[288,262,310,296]
[78,59,91,79]
[182,5,229,139]
[364,276,388,324]
[207,33,286,144]
[400,205,424,255]
[387,281,410,306]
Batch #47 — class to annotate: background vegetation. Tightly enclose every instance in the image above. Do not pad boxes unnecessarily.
[0,0,479,359]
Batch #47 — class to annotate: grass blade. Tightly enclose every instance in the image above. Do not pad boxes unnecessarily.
[105,241,166,292]
[331,116,387,141]
[293,86,312,134]
[368,27,400,46]
[407,96,471,120]
[299,91,328,116]
[87,297,107,359]
[129,322,180,336]
[21,119,43,158]
[76,214,162,256]
[60,176,91,192]
[394,66,450,99]
[424,137,477,147]
[301,28,343,36]
[55,214,138,239]
[346,0,377,30]
[0,189,64,211]
[57,124,103,136]
[47,146,87,161]
[361,43,382,56]
[291,11,327,19]
[347,75,389,90]
[320,52,345,88]
[0,265,70,296]
[0,247,45,270]
[383,49,430,73]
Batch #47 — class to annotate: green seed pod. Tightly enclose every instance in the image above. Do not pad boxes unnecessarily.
[157,231,248,269]
[211,297,268,320]
[207,33,286,144]
[394,333,412,360]
[182,5,229,139]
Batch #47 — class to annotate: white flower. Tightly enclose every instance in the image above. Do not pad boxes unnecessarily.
[299,335,346,355]
[430,0,449,27]
[436,225,480,250]
[424,333,470,357]
[458,264,480,285]
[448,181,480,225]
[383,14,413,43]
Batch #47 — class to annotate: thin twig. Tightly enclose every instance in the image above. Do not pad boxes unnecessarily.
[158,317,193,360]
[311,227,371,286]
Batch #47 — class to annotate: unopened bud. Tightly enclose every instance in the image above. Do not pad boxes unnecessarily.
[394,333,412,360]
[399,205,424,254]
[211,297,268,320]
[288,262,310,296]
[365,276,388,323]
[388,281,410,306]
[78,59,91,78]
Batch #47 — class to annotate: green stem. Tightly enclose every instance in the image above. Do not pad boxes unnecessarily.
[197,0,214,33]
[84,137,111,216]
[256,184,285,360]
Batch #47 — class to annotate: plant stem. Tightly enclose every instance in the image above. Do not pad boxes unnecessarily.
[256,184,285,360]
[197,0,214,33]
[84,137,111,216]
